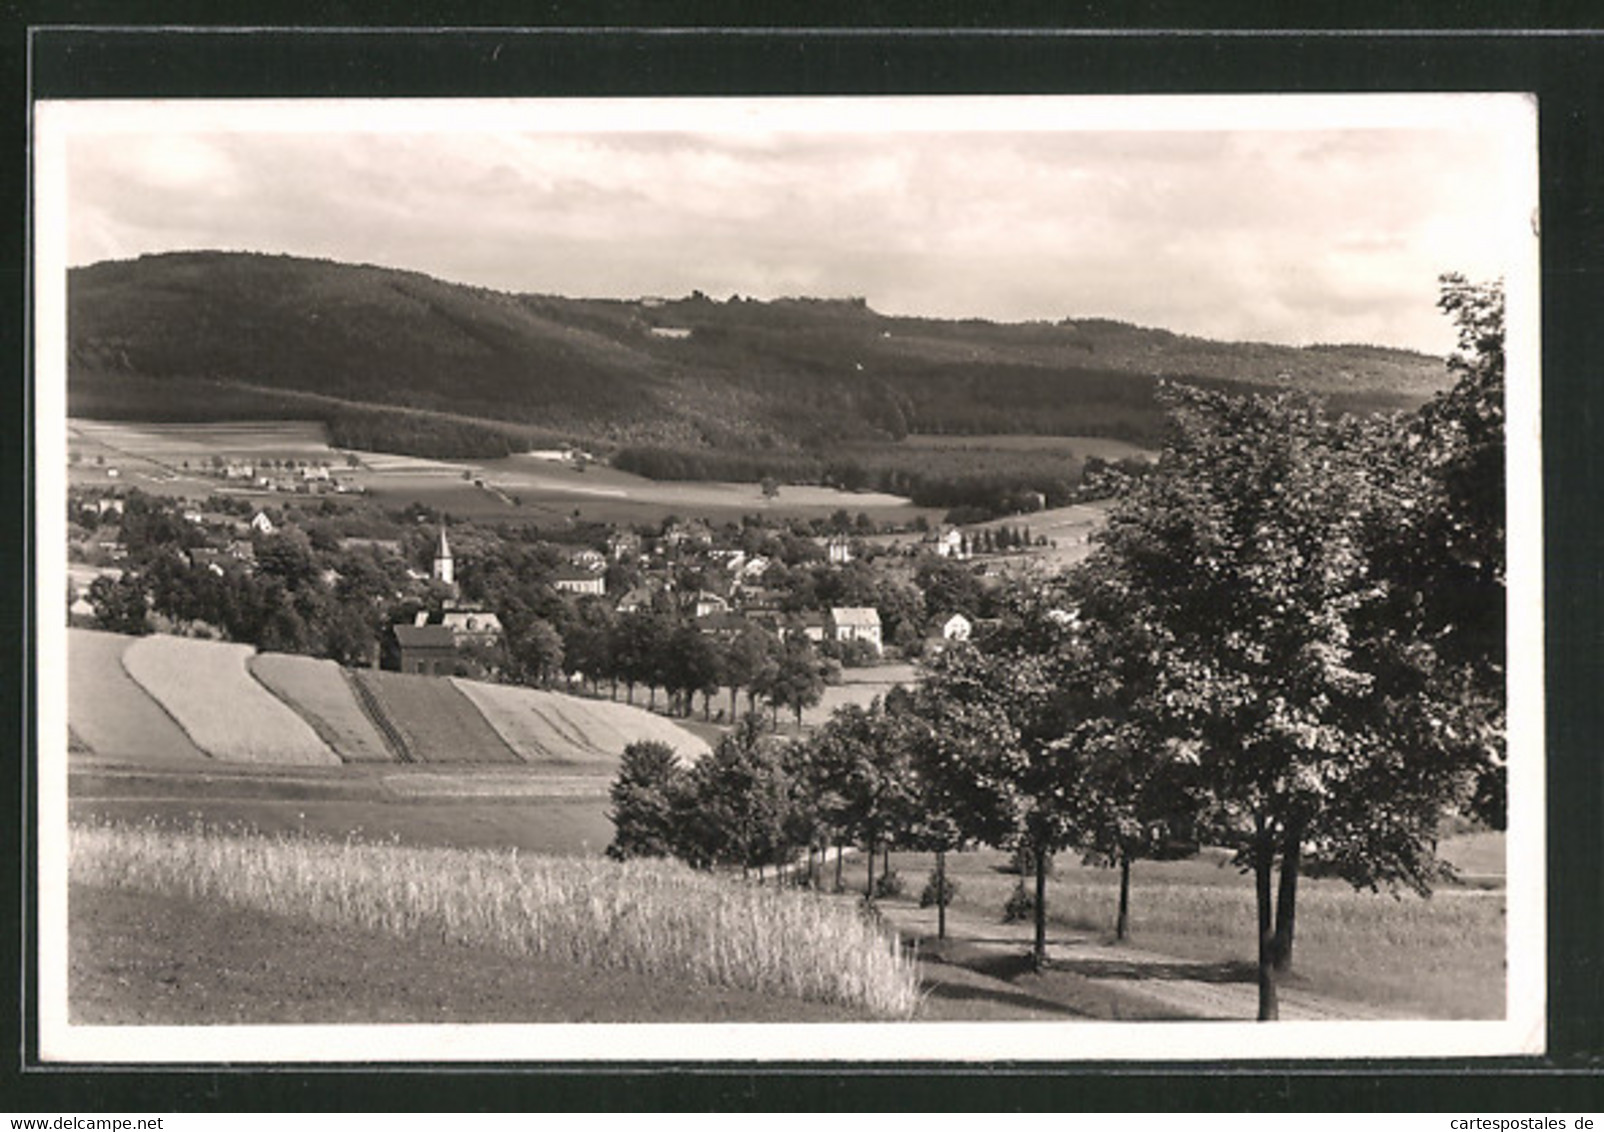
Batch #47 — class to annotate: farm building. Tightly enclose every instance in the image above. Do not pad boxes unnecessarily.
[825,536,853,564]
[390,624,459,676]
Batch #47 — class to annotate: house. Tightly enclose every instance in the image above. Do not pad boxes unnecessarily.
[439,607,504,645]
[391,624,459,676]
[607,531,642,561]
[552,567,606,596]
[924,612,972,656]
[932,527,967,559]
[187,547,229,576]
[570,548,608,573]
[825,536,853,564]
[779,611,829,644]
[614,585,656,614]
[694,591,731,618]
[224,540,257,566]
[828,607,883,654]
[250,511,275,535]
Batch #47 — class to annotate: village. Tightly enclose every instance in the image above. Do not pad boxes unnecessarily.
[64,473,1054,725]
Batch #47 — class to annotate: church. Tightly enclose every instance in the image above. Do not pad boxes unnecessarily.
[387,527,504,676]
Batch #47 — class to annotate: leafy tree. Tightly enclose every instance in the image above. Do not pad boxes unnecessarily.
[607,740,687,860]
[758,636,829,731]
[916,623,1091,969]
[88,573,152,636]
[810,699,918,901]
[508,617,565,688]
[683,714,795,876]
[721,622,777,721]
[1092,380,1486,1019]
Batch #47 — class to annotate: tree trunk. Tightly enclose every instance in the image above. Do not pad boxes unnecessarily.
[1274,820,1303,974]
[1255,834,1279,1022]
[1116,851,1131,942]
[865,833,877,901]
[834,839,844,892]
[1032,844,1049,970]
[729,685,739,720]
[936,849,947,941]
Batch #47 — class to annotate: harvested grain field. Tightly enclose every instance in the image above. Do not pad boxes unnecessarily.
[248,653,398,764]
[347,670,520,764]
[454,679,710,769]
[67,629,210,764]
[122,636,339,766]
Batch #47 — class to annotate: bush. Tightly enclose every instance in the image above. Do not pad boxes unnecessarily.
[1002,879,1035,924]
[873,867,906,900]
[918,870,958,909]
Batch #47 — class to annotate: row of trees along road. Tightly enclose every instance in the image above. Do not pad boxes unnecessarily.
[609,276,1506,1022]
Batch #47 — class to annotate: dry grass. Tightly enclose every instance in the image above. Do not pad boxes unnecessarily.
[72,821,923,1019]
[122,636,339,765]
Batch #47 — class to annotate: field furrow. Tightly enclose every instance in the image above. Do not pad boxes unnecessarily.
[122,636,339,765]
[247,653,399,763]
[67,629,211,764]
[347,670,521,764]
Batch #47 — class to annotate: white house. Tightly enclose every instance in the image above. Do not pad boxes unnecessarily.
[939,613,972,642]
[250,511,275,535]
[933,527,967,559]
[553,568,606,596]
[828,607,882,654]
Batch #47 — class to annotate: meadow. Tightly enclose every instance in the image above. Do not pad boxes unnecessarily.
[71,821,922,1020]
[835,842,1507,1020]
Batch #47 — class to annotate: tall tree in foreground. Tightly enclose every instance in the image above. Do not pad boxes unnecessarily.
[917,602,1092,969]
[1091,371,1490,1020]
[606,740,686,861]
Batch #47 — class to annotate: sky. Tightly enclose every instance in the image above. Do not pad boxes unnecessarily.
[48,96,1537,355]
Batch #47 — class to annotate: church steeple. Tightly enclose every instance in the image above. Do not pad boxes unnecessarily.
[432,526,454,587]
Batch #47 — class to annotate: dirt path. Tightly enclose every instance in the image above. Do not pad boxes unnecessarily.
[872,898,1410,1023]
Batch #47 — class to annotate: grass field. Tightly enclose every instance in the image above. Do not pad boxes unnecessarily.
[122,636,340,765]
[836,842,1506,1020]
[72,822,922,1020]
[248,653,399,763]
[70,882,870,1025]
[67,629,210,765]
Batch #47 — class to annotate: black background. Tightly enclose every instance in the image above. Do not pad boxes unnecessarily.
[4,4,1602,1113]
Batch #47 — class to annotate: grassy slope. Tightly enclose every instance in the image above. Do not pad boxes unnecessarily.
[67,629,210,764]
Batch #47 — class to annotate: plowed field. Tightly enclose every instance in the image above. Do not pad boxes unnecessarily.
[347,670,520,764]
[248,654,398,763]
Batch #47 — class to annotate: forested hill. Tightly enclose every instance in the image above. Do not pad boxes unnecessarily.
[68,250,1449,457]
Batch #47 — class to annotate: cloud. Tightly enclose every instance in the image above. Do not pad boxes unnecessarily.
[58,107,1531,354]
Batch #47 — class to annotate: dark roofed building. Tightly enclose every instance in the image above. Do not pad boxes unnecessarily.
[392,624,459,677]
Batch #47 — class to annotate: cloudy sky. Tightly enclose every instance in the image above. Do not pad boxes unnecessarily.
[47,96,1536,355]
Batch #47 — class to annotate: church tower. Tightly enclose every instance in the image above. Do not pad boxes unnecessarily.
[432,526,455,588]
